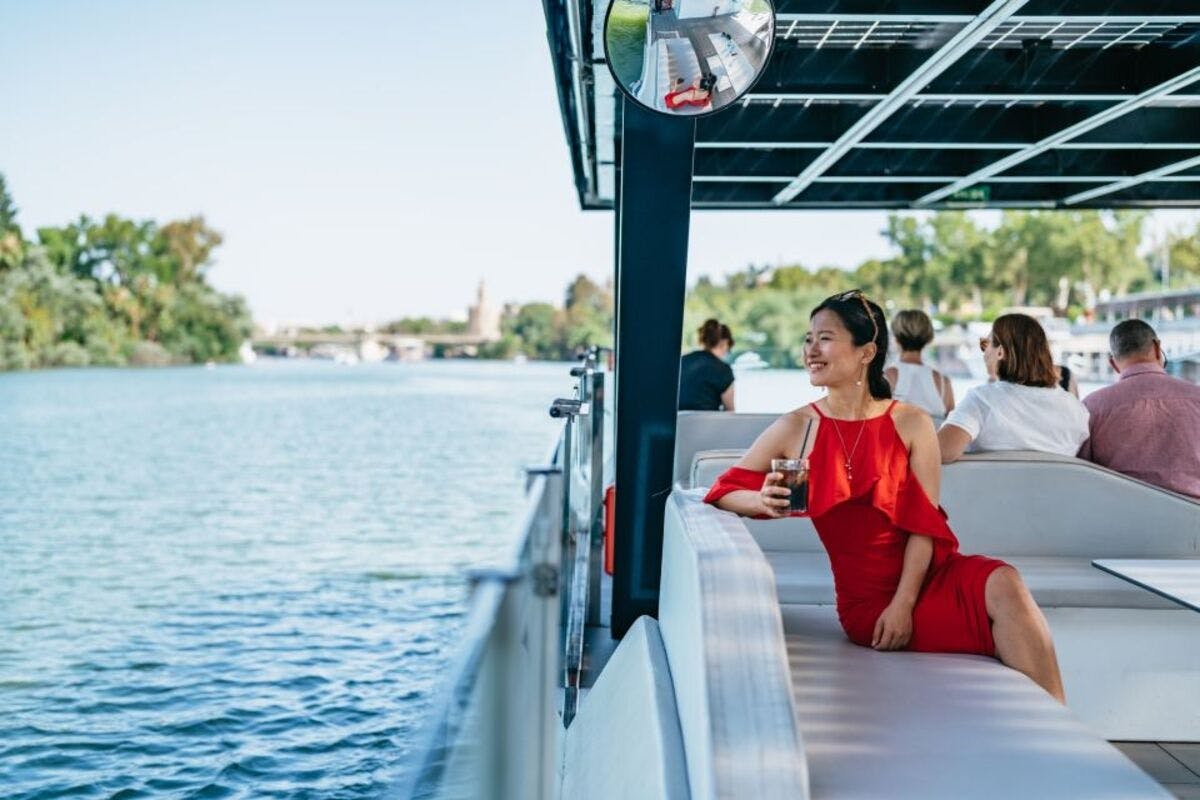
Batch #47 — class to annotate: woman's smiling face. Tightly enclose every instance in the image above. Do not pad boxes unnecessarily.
[804,309,870,387]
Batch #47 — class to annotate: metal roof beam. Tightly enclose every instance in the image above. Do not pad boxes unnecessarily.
[1063,153,1200,205]
[759,46,1200,98]
[696,141,1200,150]
[746,92,1144,102]
[771,0,1029,205]
[695,175,1194,184]
[1009,15,1200,24]
[775,14,973,23]
[773,14,1200,24]
[915,64,1200,205]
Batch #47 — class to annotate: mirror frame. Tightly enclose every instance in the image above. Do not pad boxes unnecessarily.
[601,0,776,119]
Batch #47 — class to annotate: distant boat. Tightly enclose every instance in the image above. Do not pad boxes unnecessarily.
[732,351,768,370]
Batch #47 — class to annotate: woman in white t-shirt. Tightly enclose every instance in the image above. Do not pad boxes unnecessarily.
[939,313,1089,463]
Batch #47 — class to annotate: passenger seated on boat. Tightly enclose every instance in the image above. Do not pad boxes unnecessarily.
[704,291,1066,702]
[679,319,735,411]
[938,313,1088,464]
[664,78,712,110]
[1078,319,1200,499]
[884,309,954,417]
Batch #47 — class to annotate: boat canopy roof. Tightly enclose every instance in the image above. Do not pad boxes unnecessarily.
[544,0,1200,211]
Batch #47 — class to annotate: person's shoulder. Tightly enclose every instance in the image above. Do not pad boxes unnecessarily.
[891,400,936,434]
[958,381,993,403]
[1081,381,1116,409]
[786,404,820,424]
[753,406,816,448]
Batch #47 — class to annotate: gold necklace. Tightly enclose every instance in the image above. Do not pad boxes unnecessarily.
[829,415,868,482]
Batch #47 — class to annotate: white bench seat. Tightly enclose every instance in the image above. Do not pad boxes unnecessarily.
[783,604,1171,799]
[765,550,1180,610]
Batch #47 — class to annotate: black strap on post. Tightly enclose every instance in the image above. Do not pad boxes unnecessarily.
[611,97,695,638]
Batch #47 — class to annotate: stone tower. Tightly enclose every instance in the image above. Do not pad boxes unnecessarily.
[467,280,502,342]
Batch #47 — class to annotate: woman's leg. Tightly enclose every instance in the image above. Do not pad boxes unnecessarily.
[986,566,1066,703]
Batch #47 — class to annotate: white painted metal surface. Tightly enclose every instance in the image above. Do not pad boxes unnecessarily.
[561,617,689,800]
[1093,559,1200,613]
[659,491,810,799]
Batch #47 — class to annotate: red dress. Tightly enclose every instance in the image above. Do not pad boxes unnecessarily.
[703,400,1008,656]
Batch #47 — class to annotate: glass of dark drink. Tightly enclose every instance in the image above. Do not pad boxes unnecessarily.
[770,458,809,514]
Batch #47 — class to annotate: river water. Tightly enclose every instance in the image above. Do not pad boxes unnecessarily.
[0,361,571,799]
[0,360,1106,798]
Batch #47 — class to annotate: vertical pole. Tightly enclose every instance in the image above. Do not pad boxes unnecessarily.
[587,369,605,625]
[611,98,695,637]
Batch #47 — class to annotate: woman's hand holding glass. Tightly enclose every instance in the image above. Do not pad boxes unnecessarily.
[759,471,793,518]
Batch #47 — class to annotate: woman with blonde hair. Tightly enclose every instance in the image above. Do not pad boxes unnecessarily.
[939,313,1088,463]
[885,309,954,418]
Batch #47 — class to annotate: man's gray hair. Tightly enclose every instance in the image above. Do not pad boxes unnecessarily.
[1109,319,1158,359]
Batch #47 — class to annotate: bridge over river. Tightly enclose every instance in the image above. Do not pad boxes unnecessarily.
[251,331,495,361]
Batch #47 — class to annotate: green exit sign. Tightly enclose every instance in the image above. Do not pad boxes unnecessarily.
[949,185,991,203]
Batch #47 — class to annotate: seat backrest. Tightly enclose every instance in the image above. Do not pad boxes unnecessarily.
[690,448,744,489]
[673,411,778,486]
[688,445,1199,558]
[943,451,1200,557]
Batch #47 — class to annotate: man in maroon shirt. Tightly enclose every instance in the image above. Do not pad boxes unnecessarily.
[1078,319,1200,499]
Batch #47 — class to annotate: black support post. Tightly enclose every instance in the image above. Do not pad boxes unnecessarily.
[611,98,695,638]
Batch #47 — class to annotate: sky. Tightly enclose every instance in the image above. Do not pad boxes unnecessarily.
[2,0,1198,326]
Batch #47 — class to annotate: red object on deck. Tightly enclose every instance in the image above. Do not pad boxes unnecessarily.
[603,484,616,575]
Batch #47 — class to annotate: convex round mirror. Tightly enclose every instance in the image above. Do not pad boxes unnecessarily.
[604,0,775,117]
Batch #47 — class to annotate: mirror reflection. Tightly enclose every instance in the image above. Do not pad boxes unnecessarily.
[605,0,775,116]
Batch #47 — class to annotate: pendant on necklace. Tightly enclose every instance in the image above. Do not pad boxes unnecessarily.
[845,461,852,481]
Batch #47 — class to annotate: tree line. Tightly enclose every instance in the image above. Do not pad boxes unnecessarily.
[0,173,252,370]
[435,210,1199,367]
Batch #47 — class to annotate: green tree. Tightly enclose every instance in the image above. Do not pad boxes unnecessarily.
[0,174,23,269]
[508,302,563,360]
[0,176,252,370]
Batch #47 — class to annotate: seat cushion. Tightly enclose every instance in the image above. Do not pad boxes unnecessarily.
[764,551,1179,610]
[781,605,1171,799]
[689,448,743,490]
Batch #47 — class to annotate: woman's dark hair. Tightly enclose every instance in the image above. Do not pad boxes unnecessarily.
[991,313,1058,388]
[811,290,891,400]
[698,318,734,349]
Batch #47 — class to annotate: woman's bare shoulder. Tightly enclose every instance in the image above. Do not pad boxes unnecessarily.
[755,405,818,445]
[891,401,936,438]
[788,403,820,422]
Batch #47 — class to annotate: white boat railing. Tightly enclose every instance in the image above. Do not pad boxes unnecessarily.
[397,436,563,800]
[399,350,611,799]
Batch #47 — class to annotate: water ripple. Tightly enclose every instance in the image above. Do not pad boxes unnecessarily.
[0,360,570,798]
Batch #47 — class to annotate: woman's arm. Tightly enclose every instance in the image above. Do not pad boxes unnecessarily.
[712,412,810,518]
[720,383,736,412]
[873,408,940,650]
[938,424,972,464]
[935,369,956,413]
[714,485,786,518]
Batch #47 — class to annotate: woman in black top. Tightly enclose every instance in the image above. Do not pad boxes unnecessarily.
[679,319,736,411]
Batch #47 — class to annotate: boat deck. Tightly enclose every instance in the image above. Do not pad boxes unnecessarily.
[1112,744,1200,800]
[576,568,1198,798]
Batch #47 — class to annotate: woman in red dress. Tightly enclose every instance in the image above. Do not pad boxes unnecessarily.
[705,290,1065,702]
